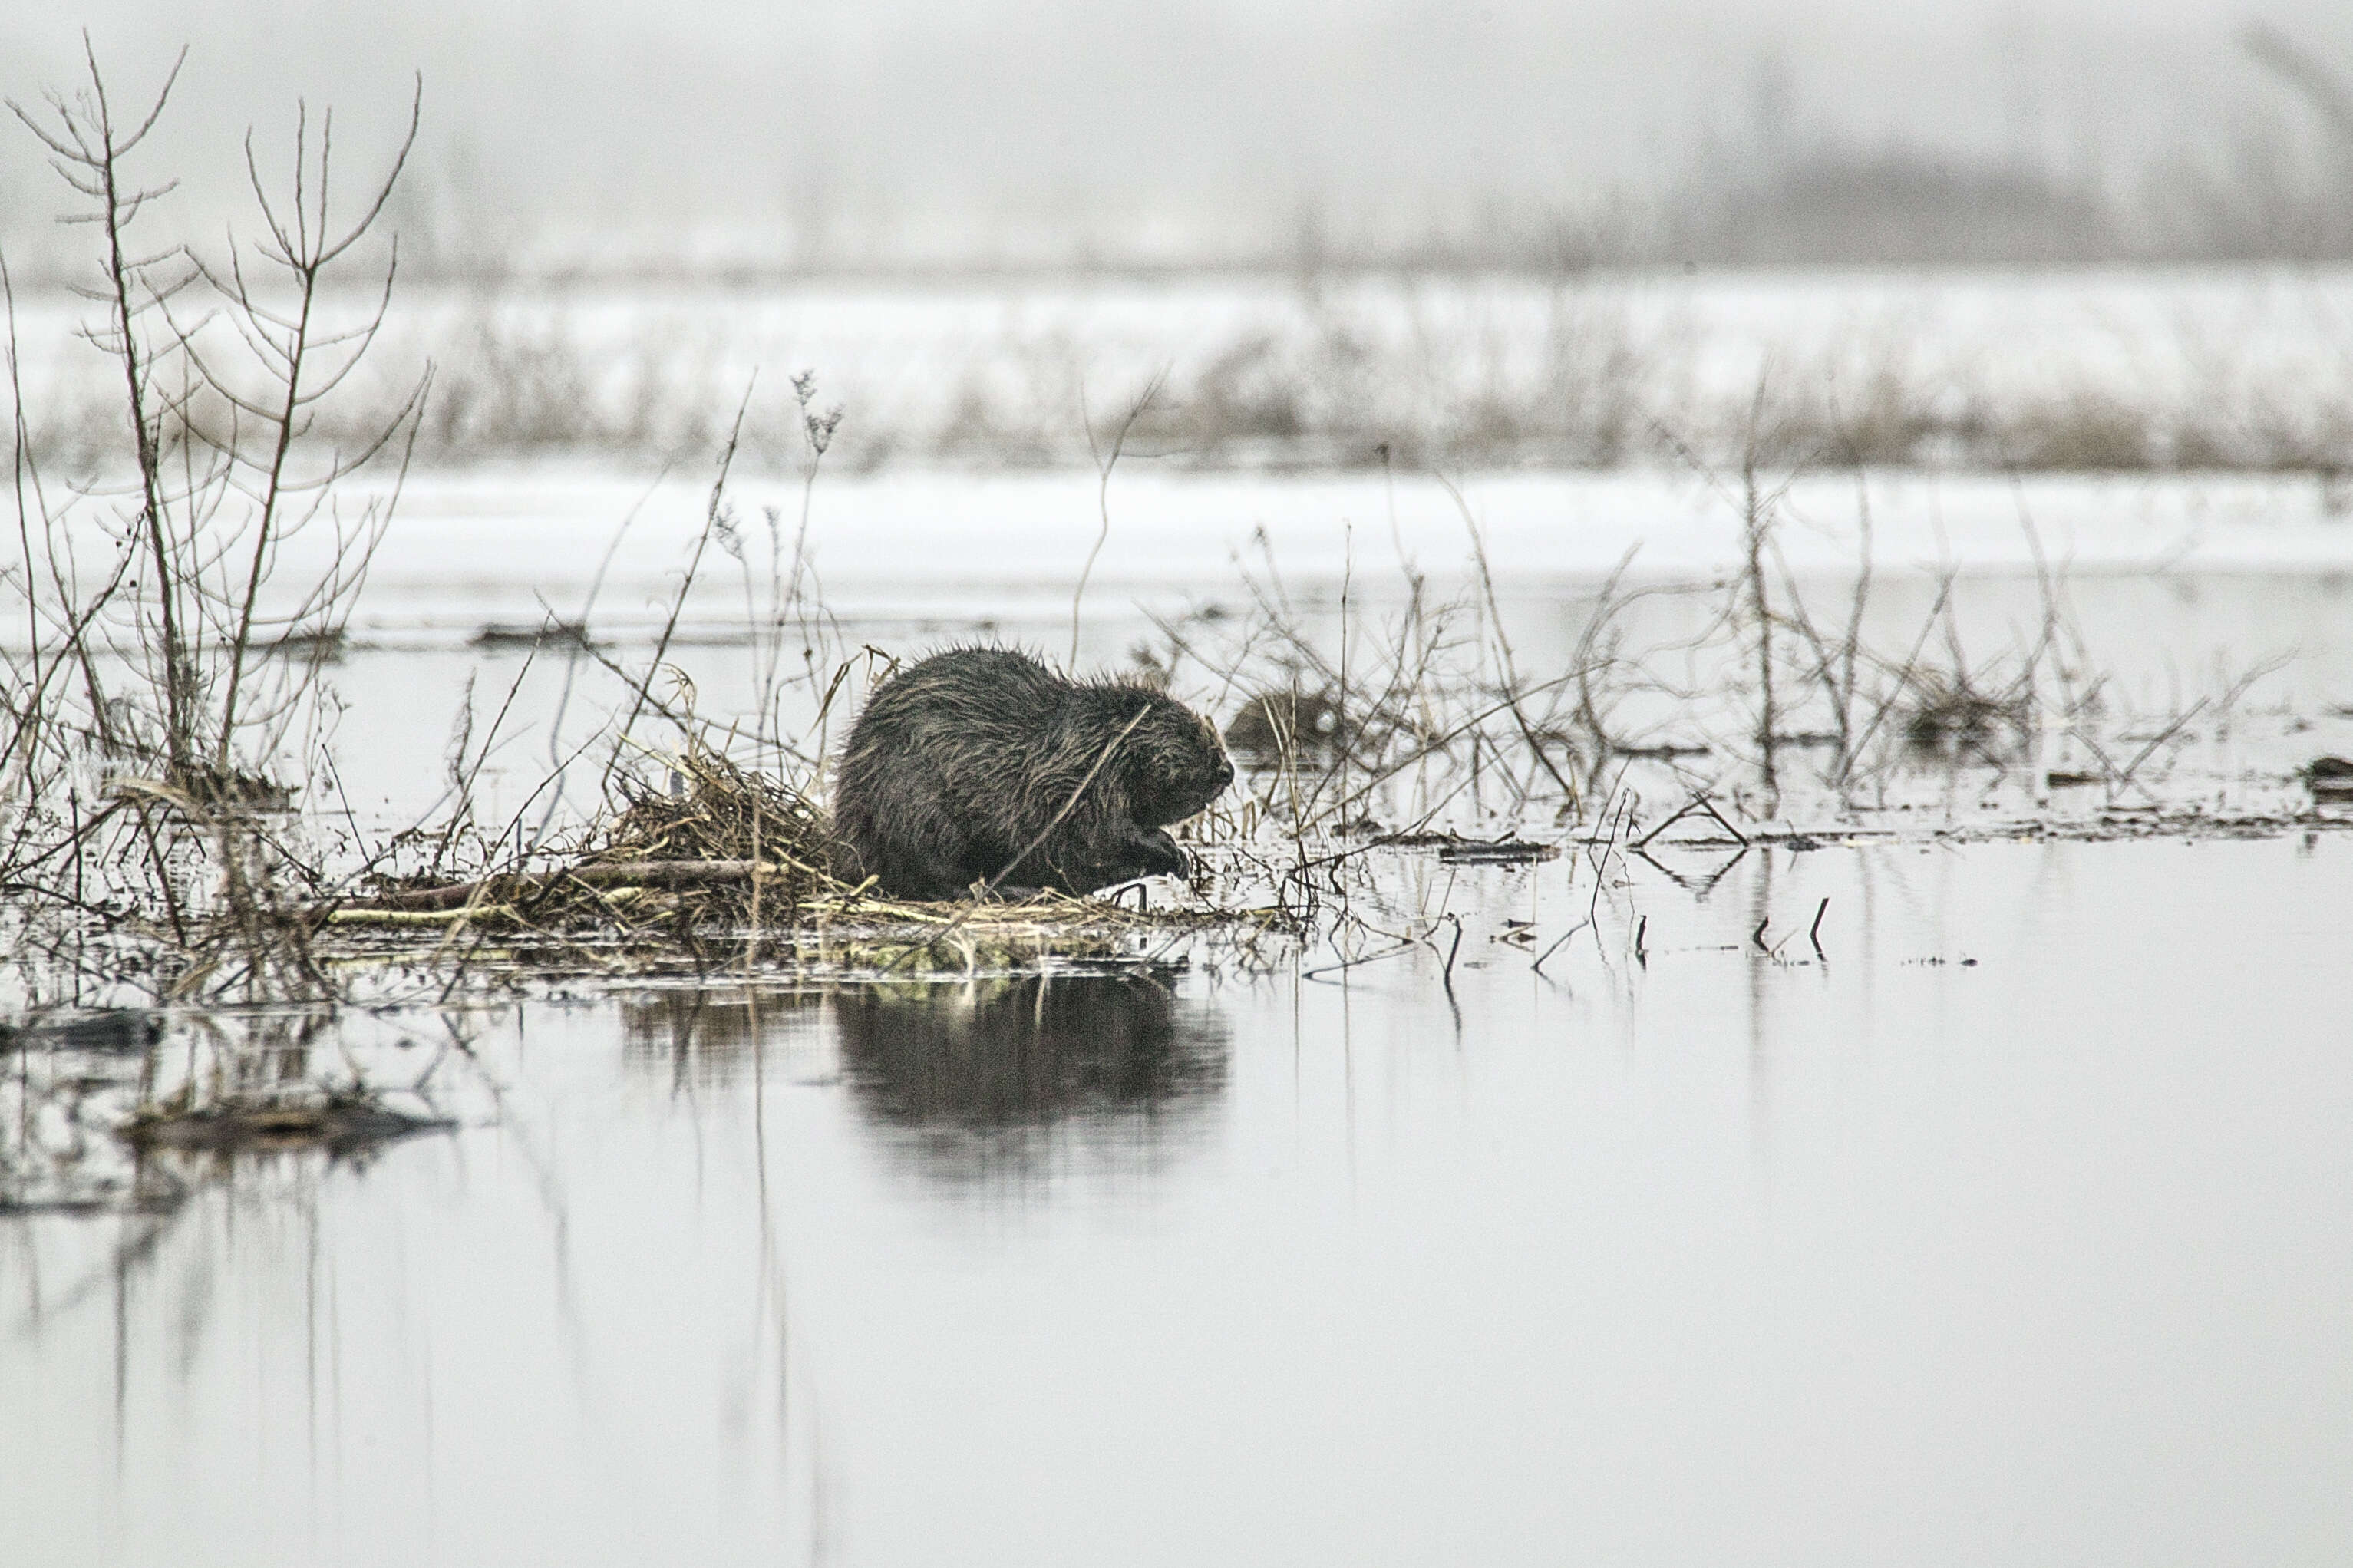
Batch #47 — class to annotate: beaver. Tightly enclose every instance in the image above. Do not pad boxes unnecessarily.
[831,647,1233,900]
[1223,687,1351,762]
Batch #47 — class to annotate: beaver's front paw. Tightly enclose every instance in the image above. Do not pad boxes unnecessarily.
[1134,827,1187,880]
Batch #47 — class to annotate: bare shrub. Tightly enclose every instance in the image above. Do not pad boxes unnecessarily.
[2,47,424,1007]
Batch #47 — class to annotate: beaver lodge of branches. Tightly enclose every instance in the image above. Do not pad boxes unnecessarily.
[326,751,1255,978]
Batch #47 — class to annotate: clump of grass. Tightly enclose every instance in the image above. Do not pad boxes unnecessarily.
[349,747,834,924]
[596,750,833,892]
[1898,678,2032,761]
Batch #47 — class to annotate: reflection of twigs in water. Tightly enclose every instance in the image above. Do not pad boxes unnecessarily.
[432,1012,595,1391]
[742,986,797,1484]
[4,1207,181,1343]
[1301,939,1421,982]
[1633,843,1751,896]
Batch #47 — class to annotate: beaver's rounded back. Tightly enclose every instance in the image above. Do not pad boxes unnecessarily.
[832,647,1232,900]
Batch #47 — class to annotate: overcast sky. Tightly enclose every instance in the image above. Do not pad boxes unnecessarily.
[5,1,2348,264]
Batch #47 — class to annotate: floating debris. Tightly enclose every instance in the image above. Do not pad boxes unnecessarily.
[120,1089,453,1155]
[1434,838,1561,864]
[266,625,349,662]
[0,1008,160,1054]
[2305,757,2353,801]
[472,620,592,650]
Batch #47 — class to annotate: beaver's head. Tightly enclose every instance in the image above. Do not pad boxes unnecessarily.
[1125,697,1236,827]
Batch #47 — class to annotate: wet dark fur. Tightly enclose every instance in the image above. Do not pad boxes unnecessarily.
[832,648,1234,900]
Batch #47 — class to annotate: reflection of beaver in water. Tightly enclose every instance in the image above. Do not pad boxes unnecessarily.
[836,974,1228,1129]
[832,648,1234,900]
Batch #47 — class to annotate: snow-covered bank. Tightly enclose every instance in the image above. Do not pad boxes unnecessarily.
[335,464,2353,633]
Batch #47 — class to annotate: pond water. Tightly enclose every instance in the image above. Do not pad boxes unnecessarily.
[7,457,2353,1563]
[7,833,2351,1566]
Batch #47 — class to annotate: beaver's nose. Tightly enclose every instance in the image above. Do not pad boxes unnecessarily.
[1215,756,1236,788]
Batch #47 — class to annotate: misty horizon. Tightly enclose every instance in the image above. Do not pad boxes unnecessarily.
[4,0,2351,276]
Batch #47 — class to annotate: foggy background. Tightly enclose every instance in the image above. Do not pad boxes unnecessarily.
[5,0,2352,277]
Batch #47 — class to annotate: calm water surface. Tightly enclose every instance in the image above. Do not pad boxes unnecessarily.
[6,834,2350,1566]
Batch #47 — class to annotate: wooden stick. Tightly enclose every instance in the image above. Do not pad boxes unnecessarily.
[344,859,784,913]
